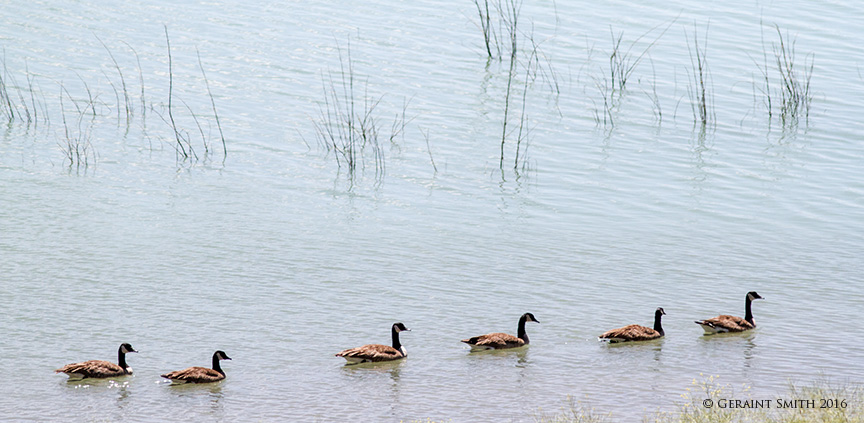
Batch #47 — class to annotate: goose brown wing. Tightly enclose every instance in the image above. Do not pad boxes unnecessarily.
[599,324,662,341]
[461,332,525,349]
[699,315,754,331]
[55,360,126,378]
[161,366,225,382]
[336,344,404,361]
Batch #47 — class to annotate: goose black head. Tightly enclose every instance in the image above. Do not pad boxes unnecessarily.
[215,350,232,361]
[747,291,763,301]
[656,307,666,316]
[120,343,137,354]
[523,312,540,324]
[393,322,411,333]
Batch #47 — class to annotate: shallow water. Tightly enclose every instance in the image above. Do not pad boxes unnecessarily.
[1,0,863,421]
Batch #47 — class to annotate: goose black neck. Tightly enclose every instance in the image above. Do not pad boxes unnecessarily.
[517,314,529,344]
[212,353,225,375]
[117,347,129,370]
[391,325,402,351]
[653,309,665,336]
[745,296,755,325]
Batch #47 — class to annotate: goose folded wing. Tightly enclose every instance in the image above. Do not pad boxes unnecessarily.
[161,366,223,382]
[462,332,524,348]
[56,360,124,377]
[337,344,403,361]
[600,324,660,341]
[702,315,754,331]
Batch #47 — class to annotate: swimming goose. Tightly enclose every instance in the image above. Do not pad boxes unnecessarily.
[695,291,763,334]
[161,350,232,383]
[462,312,539,350]
[55,343,137,379]
[599,307,666,343]
[336,322,411,364]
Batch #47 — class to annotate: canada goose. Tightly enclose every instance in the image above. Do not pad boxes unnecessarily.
[462,312,539,350]
[55,343,137,379]
[599,307,666,343]
[695,291,763,334]
[336,322,410,364]
[161,350,232,383]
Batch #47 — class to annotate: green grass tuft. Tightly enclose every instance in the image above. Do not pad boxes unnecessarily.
[536,378,864,423]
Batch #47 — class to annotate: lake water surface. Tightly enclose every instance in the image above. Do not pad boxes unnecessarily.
[1,0,863,421]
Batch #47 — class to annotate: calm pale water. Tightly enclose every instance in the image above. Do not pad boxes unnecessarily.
[1,0,863,421]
